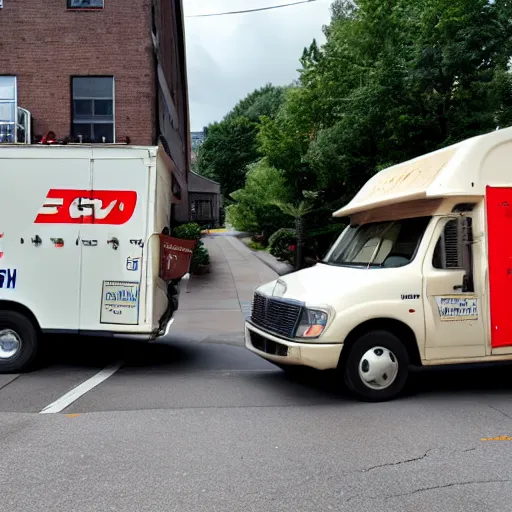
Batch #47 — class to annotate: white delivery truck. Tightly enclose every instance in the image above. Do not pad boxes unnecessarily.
[246,126,512,402]
[0,144,191,373]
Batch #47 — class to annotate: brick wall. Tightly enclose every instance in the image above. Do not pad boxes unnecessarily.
[153,0,190,222]
[0,0,156,144]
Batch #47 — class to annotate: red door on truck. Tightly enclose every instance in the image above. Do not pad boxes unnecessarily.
[487,186,512,348]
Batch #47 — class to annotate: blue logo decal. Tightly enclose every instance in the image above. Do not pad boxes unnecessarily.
[126,257,140,272]
[0,269,16,289]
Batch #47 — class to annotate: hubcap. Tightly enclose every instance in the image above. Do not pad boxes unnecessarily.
[358,346,399,390]
[0,329,22,360]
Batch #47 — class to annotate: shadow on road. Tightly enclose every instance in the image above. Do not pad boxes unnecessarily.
[405,363,512,398]
[39,335,512,401]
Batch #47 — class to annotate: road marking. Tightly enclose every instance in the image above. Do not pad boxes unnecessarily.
[39,361,123,414]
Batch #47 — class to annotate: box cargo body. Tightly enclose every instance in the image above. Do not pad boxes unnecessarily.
[0,144,189,372]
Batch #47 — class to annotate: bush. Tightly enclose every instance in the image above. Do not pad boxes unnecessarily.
[173,222,210,270]
[248,240,266,251]
[268,228,297,262]
[192,245,210,266]
[173,223,201,241]
[251,233,266,245]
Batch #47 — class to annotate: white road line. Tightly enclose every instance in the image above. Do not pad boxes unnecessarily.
[39,361,123,414]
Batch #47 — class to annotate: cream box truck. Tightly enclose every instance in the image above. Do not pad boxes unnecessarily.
[246,127,512,401]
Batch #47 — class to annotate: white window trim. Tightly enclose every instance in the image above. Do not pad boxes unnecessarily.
[0,76,17,143]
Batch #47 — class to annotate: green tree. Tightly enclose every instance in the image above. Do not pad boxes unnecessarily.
[226,159,293,240]
[260,0,512,207]
[195,116,259,196]
[195,84,288,197]
[273,200,315,269]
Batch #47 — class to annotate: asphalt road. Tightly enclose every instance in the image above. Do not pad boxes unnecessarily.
[2,333,512,512]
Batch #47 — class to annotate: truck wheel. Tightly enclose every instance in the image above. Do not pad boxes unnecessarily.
[0,311,39,374]
[342,330,409,402]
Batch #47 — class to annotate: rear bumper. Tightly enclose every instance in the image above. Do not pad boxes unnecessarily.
[111,317,175,341]
[245,322,342,370]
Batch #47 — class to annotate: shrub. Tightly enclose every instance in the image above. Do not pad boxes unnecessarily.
[248,240,266,251]
[268,228,297,262]
[173,222,210,270]
[251,233,266,245]
[192,245,210,266]
[173,223,201,241]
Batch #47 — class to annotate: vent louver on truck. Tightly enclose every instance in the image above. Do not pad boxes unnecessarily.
[443,219,462,268]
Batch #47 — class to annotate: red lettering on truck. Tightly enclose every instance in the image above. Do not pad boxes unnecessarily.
[35,189,137,225]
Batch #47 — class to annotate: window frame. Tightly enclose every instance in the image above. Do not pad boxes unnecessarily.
[323,216,432,269]
[0,76,17,144]
[70,75,115,143]
[67,0,104,10]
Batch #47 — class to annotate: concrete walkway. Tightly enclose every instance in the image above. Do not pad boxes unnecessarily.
[168,236,278,346]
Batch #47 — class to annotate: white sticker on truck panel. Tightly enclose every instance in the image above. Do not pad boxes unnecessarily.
[100,281,139,325]
[435,295,478,321]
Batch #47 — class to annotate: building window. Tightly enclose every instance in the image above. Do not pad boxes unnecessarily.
[0,76,16,143]
[68,0,104,9]
[72,76,114,143]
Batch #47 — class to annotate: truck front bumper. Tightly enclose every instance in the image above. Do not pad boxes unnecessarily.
[245,322,342,371]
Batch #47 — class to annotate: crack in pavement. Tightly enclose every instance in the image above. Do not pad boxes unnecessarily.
[488,403,512,421]
[347,478,512,502]
[0,375,21,392]
[359,448,436,473]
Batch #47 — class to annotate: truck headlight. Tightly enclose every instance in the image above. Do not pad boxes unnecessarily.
[296,308,329,338]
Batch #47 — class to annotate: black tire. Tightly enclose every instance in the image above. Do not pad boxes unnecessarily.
[341,330,409,402]
[0,311,39,374]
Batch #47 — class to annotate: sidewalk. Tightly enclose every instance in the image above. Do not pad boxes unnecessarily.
[168,236,278,346]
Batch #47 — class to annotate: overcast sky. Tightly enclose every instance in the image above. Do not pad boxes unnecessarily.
[183,0,332,131]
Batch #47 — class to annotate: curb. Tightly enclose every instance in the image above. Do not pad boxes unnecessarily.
[252,251,295,276]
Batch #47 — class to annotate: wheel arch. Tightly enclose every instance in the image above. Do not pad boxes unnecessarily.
[0,300,41,332]
[340,318,422,368]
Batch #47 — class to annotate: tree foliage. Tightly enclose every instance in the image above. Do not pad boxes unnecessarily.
[194,84,288,197]
[211,0,512,252]
[226,159,293,240]
[259,0,512,209]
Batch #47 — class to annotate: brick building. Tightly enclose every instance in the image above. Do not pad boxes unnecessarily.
[0,0,190,223]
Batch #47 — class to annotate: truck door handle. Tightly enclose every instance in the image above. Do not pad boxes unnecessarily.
[453,285,463,290]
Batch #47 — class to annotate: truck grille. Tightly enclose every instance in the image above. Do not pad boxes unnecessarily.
[250,292,303,338]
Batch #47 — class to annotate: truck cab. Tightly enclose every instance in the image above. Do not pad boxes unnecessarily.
[245,126,512,402]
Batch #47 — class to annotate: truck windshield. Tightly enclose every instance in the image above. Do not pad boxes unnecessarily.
[324,216,431,268]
